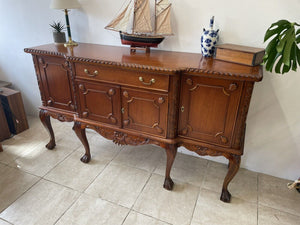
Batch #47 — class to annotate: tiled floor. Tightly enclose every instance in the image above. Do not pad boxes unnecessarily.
[0,117,299,225]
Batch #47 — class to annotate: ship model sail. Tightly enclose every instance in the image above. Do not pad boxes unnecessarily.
[105,0,172,50]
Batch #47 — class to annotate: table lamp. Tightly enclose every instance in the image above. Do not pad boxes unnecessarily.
[50,0,80,47]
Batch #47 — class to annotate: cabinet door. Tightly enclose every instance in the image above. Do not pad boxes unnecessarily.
[37,56,75,111]
[121,88,168,137]
[77,81,121,127]
[179,75,243,147]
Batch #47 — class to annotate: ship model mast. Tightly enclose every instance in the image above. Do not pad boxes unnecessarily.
[105,0,172,52]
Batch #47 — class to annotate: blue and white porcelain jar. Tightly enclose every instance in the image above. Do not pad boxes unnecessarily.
[201,16,219,57]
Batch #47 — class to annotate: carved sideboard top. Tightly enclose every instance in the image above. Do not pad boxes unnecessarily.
[24,43,263,81]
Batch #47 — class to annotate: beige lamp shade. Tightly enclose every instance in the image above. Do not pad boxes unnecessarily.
[50,0,80,9]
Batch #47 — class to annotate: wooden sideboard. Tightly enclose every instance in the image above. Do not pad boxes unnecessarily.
[25,43,263,202]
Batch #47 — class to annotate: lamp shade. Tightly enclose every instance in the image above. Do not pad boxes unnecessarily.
[50,0,80,9]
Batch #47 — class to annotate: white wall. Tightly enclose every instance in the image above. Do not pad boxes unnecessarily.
[0,0,299,180]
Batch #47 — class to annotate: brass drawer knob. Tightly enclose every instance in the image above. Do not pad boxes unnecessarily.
[84,68,98,77]
[47,99,53,106]
[139,76,155,86]
[181,106,184,112]
[82,111,89,118]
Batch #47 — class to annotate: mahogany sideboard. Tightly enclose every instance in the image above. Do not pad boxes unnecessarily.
[24,43,263,202]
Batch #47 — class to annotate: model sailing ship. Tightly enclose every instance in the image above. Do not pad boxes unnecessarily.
[105,0,172,51]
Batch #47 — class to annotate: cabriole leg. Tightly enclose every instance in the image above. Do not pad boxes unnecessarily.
[0,143,3,152]
[162,143,177,190]
[39,109,56,150]
[73,121,91,163]
[220,154,241,203]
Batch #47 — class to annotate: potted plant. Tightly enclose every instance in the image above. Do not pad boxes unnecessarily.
[50,21,66,44]
[264,20,300,193]
[263,19,300,74]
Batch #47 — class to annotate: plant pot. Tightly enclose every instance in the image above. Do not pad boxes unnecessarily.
[53,32,66,44]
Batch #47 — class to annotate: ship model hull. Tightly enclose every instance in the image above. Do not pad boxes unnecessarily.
[120,32,165,48]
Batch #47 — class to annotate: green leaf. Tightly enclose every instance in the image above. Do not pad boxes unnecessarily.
[296,46,300,66]
[276,27,294,53]
[264,20,291,42]
[275,56,284,73]
[265,37,278,56]
[296,34,300,43]
[263,19,300,74]
[265,48,280,72]
[282,27,295,66]
[282,62,291,74]
[291,43,297,71]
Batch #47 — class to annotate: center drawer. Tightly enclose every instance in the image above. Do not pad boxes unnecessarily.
[73,62,169,92]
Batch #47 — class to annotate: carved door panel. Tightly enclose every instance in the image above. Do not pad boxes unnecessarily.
[121,88,168,137]
[37,56,75,111]
[77,81,121,127]
[179,75,243,147]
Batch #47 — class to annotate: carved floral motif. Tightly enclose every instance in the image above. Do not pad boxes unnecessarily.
[180,143,223,157]
[233,82,254,148]
[43,110,74,122]
[82,123,158,146]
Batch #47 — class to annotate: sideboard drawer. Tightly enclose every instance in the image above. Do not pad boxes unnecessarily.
[73,63,169,92]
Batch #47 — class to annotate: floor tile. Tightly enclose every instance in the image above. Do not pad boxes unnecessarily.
[191,188,257,225]
[27,115,64,131]
[82,135,124,161]
[85,164,151,208]
[133,174,199,225]
[44,150,109,192]
[8,139,79,177]
[0,135,48,165]
[0,164,39,212]
[56,194,129,225]
[54,125,83,145]
[1,116,299,225]
[203,161,258,203]
[17,116,50,140]
[258,174,300,216]
[87,130,110,143]
[0,219,12,225]
[0,179,80,225]
[112,145,164,172]
[154,152,208,187]
[258,205,300,225]
[123,211,170,225]
[0,163,6,171]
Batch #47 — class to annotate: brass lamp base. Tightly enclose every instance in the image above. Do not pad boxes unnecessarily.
[64,39,78,47]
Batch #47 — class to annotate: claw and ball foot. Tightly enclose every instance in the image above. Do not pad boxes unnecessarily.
[163,177,174,190]
[80,154,91,163]
[45,140,56,150]
[39,109,56,150]
[162,144,177,191]
[220,188,232,203]
[220,154,241,203]
[73,121,91,163]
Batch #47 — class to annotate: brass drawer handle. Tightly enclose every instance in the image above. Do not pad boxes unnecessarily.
[139,76,155,86]
[84,68,98,77]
